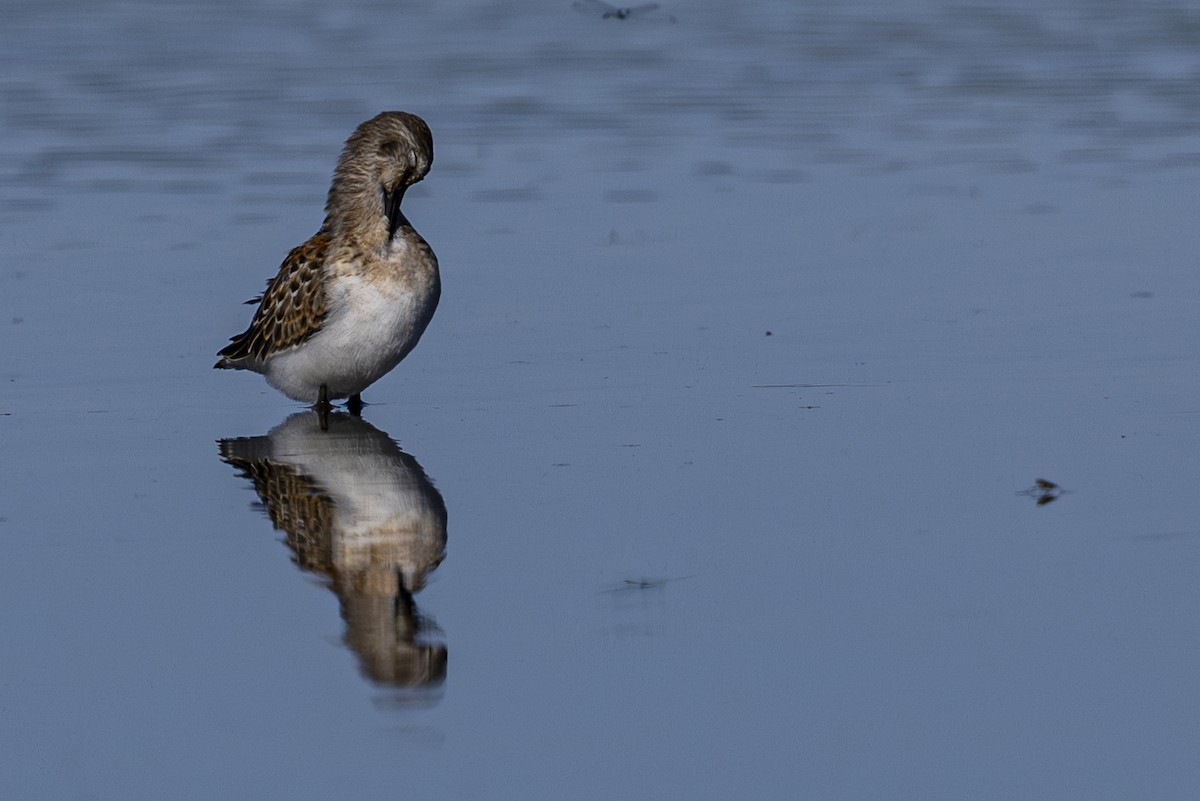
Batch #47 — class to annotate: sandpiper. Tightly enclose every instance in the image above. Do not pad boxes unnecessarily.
[215,112,439,415]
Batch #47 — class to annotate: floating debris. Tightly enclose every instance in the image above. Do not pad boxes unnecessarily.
[572,0,675,22]
[1019,478,1065,506]
[601,575,693,593]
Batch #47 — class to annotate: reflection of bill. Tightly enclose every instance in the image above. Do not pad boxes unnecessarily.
[219,412,448,690]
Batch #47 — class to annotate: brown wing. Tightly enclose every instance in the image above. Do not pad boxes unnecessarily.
[219,442,336,574]
[216,233,331,367]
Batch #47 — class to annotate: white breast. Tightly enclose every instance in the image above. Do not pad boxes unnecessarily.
[263,271,438,403]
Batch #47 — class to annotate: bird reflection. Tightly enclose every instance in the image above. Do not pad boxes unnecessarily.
[219,411,447,690]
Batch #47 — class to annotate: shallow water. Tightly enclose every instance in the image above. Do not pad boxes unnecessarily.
[3,1,1200,799]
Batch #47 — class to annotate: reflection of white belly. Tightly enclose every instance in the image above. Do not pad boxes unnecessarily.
[264,275,433,402]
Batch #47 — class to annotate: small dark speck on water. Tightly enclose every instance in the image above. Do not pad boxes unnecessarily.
[624,578,666,589]
[1130,291,1154,299]
[572,0,674,22]
[1018,478,1065,506]
[765,330,773,336]
[602,575,693,593]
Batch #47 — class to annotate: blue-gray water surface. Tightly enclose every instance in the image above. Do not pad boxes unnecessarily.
[3,1,1200,799]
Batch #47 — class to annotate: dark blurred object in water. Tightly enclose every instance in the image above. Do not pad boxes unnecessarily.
[572,0,675,23]
[1019,478,1065,506]
[601,575,693,593]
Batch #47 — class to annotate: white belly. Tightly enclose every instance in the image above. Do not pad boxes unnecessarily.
[263,275,436,403]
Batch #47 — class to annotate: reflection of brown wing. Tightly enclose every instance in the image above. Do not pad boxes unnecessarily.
[220,449,335,574]
[219,418,448,690]
[215,233,331,367]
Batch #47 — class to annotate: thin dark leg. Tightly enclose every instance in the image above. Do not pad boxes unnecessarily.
[317,384,331,431]
[347,393,363,416]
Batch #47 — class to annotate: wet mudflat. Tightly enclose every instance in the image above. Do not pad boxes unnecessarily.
[2,1,1200,799]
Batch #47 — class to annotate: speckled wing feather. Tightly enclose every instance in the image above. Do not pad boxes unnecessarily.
[215,233,332,367]
[219,443,336,574]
